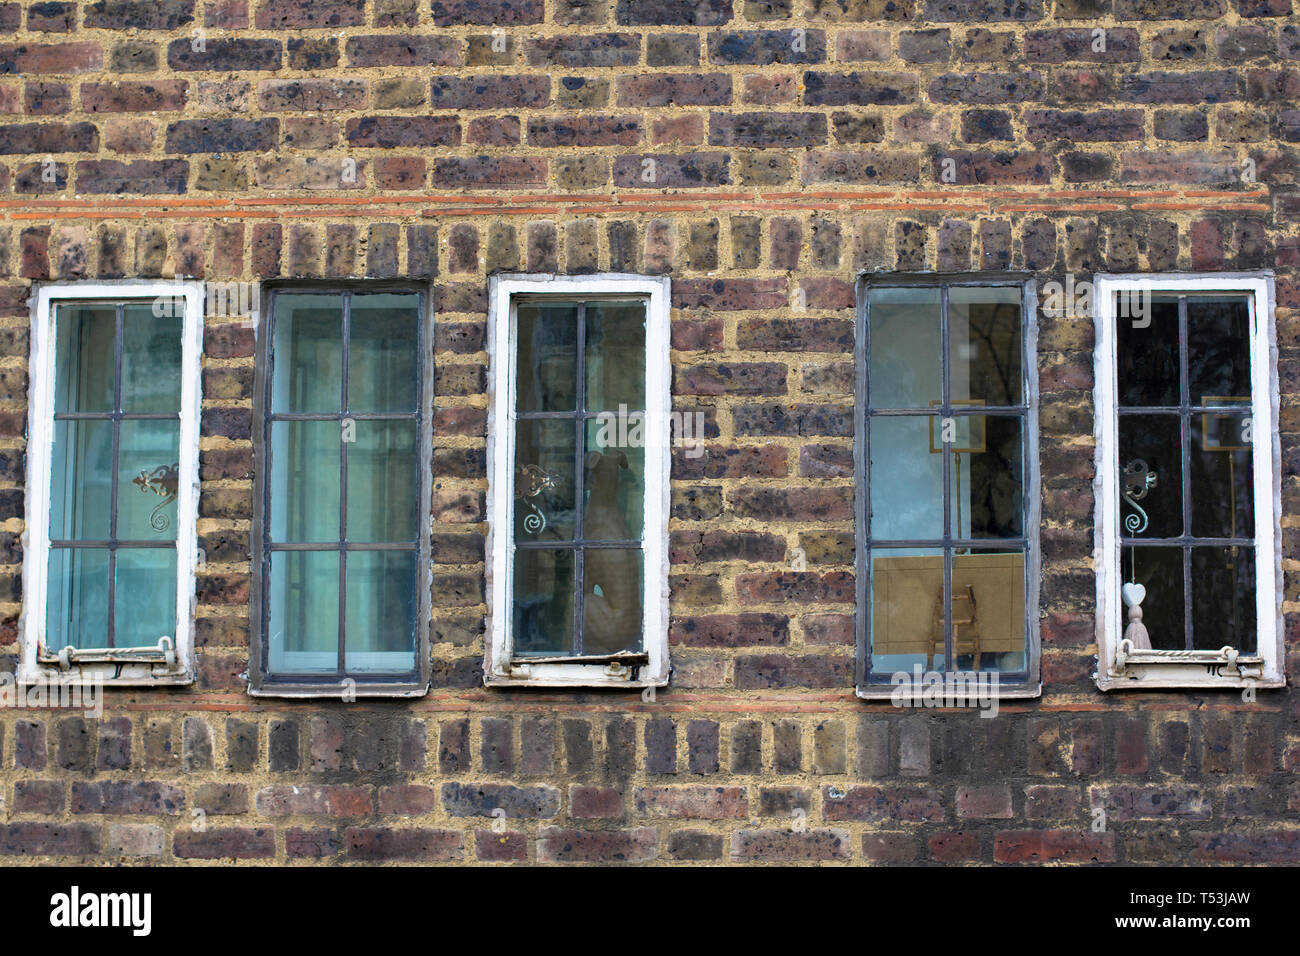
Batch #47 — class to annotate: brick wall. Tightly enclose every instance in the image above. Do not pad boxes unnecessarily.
[0,0,1297,864]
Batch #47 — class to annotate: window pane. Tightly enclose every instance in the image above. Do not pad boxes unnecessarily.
[50,420,112,540]
[955,548,1026,673]
[344,550,417,673]
[271,294,343,413]
[582,548,643,655]
[1117,414,1183,539]
[1120,545,1185,651]
[585,301,646,412]
[45,548,109,650]
[1188,297,1252,401]
[114,548,177,646]
[870,547,945,674]
[1117,296,1179,408]
[515,420,576,541]
[55,305,115,413]
[513,547,574,656]
[867,287,940,409]
[268,550,339,674]
[121,304,181,412]
[869,415,943,540]
[349,293,419,413]
[1191,410,1254,540]
[958,414,1023,540]
[517,303,577,412]
[584,423,644,541]
[347,420,418,543]
[118,420,181,541]
[950,287,1021,407]
[1191,546,1255,653]
[270,421,340,542]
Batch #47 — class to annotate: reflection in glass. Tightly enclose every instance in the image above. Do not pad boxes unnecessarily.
[585,302,646,412]
[950,286,1021,407]
[1188,297,1252,400]
[268,550,339,674]
[121,305,181,412]
[513,548,574,657]
[347,421,417,542]
[1191,408,1253,540]
[961,415,1023,540]
[50,420,112,541]
[1117,297,1180,407]
[345,551,417,672]
[271,294,343,413]
[45,548,110,650]
[270,421,340,542]
[115,548,177,645]
[517,303,577,412]
[349,293,419,413]
[55,305,115,413]
[582,549,643,655]
[870,416,942,540]
[867,287,941,409]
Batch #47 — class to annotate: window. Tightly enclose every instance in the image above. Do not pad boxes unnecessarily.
[855,276,1041,698]
[21,281,203,685]
[1094,274,1282,690]
[485,274,670,687]
[250,287,431,696]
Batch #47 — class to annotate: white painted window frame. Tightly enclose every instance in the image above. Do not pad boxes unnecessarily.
[485,274,671,688]
[1093,273,1283,691]
[20,280,204,686]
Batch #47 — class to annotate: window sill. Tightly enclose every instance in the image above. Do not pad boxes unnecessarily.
[485,658,668,689]
[18,662,193,687]
[856,680,1042,701]
[247,680,430,699]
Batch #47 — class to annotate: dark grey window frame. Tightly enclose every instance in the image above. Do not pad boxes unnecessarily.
[853,272,1042,699]
[248,281,434,698]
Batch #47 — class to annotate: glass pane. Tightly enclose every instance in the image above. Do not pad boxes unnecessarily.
[869,415,942,540]
[1188,297,1252,402]
[50,420,112,540]
[1191,546,1255,653]
[114,548,177,646]
[954,548,1026,673]
[1117,414,1183,539]
[118,420,181,541]
[867,287,941,409]
[583,422,644,541]
[950,287,1021,407]
[344,550,418,673]
[121,304,181,412]
[271,294,343,413]
[585,301,646,412]
[582,548,643,655]
[1192,409,1254,540]
[958,414,1023,540]
[516,302,577,412]
[347,421,417,543]
[514,420,577,541]
[1117,296,1179,408]
[55,304,115,413]
[270,421,340,542]
[349,293,419,413]
[869,547,945,674]
[512,547,575,657]
[1120,545,1185,651]
[45,547,109,650]
[268,550,339,674]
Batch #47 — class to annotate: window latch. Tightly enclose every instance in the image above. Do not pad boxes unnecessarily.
[38,636,176,670]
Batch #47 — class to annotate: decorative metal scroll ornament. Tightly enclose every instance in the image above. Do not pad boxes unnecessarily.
[132,463,179,532]
[515,464,556,534]
[1121,458,1157,535]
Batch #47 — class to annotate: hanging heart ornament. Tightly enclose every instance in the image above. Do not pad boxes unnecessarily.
[1121,582,1146,607]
